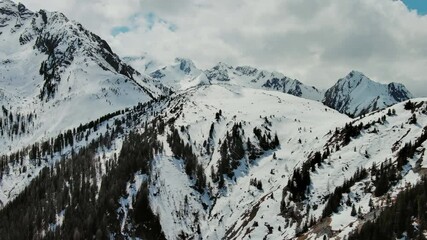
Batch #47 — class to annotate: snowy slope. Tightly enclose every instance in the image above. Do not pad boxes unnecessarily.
[138,84,349,239]
[149,88,426,239]
[301,99,427,239]
[0,73,425,239]
[323,70,413,117]
[0,0,164,153]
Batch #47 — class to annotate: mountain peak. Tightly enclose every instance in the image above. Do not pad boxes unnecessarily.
[388,81,414,102]
[0,0,16,8]
[205,62,233,82]
[336,70,374,91]
[0,0,163,147]
[0,0,30,13]
[214,62,233,70]
[347,70,365,78]
[235,65,258,76]
[0,0,32,20]
[203,62,324,101]
[145,57,207,91]
[175,57,197,74]
[323,71,413,117]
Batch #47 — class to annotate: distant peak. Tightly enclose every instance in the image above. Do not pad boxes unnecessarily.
[235,65,258,75]
[388,82,414,100]
[0,0,15,7]
[388,82,401,87]
[175,57,195,65]
[346,70,366,79]
[17,2,29,12]
[340,70,374,89]
[215,62,233,70]
[175,57,197,74]
[0,0,17,12]
[0,0,30,13]
[0,0,33,25]
[388,81,406,88]
[324,70,413,117]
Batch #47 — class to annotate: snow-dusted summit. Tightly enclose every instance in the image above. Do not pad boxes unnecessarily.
[323,70,413,117]
[149,58,209,91]
[205,63,325,101]
[0,0,164,153]
[123,53,163,75]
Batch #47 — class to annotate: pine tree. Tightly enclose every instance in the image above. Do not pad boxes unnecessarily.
[410,113,417,124]
[351,204,357,217]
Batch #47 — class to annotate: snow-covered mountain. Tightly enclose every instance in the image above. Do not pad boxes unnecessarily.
[205,62,325,101]
[123,53,163,74]
[0,1,425,239]
[0,81,425,239]
[0,0,165,153]
[323,70,413,117]
[149,58,209,91]
[125,57,324,100]
[127,58,413,118]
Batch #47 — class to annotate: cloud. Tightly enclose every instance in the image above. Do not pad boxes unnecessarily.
[18,0,427,97]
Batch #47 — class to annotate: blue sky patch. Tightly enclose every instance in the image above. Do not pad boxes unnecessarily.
[402,0,427,15]
[111,12,177,36]
[111,26,131,36]
[145,12,156,30]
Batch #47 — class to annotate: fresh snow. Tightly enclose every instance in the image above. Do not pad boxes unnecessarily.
[0,0,163,154]
[0,1,425,240]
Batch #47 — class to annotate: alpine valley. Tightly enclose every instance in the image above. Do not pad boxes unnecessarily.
[0,1,425,240]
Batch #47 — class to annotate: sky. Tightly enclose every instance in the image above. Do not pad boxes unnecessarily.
[403,0,427,14]
[17,0,427,97]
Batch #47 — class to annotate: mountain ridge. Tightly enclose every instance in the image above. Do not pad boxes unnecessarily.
[125,55,413,117]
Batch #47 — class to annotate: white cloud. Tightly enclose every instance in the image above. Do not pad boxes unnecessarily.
[19,0,427,96]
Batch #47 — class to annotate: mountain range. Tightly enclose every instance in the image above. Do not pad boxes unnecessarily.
[125,56,413,117]
[0,1,425,240]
